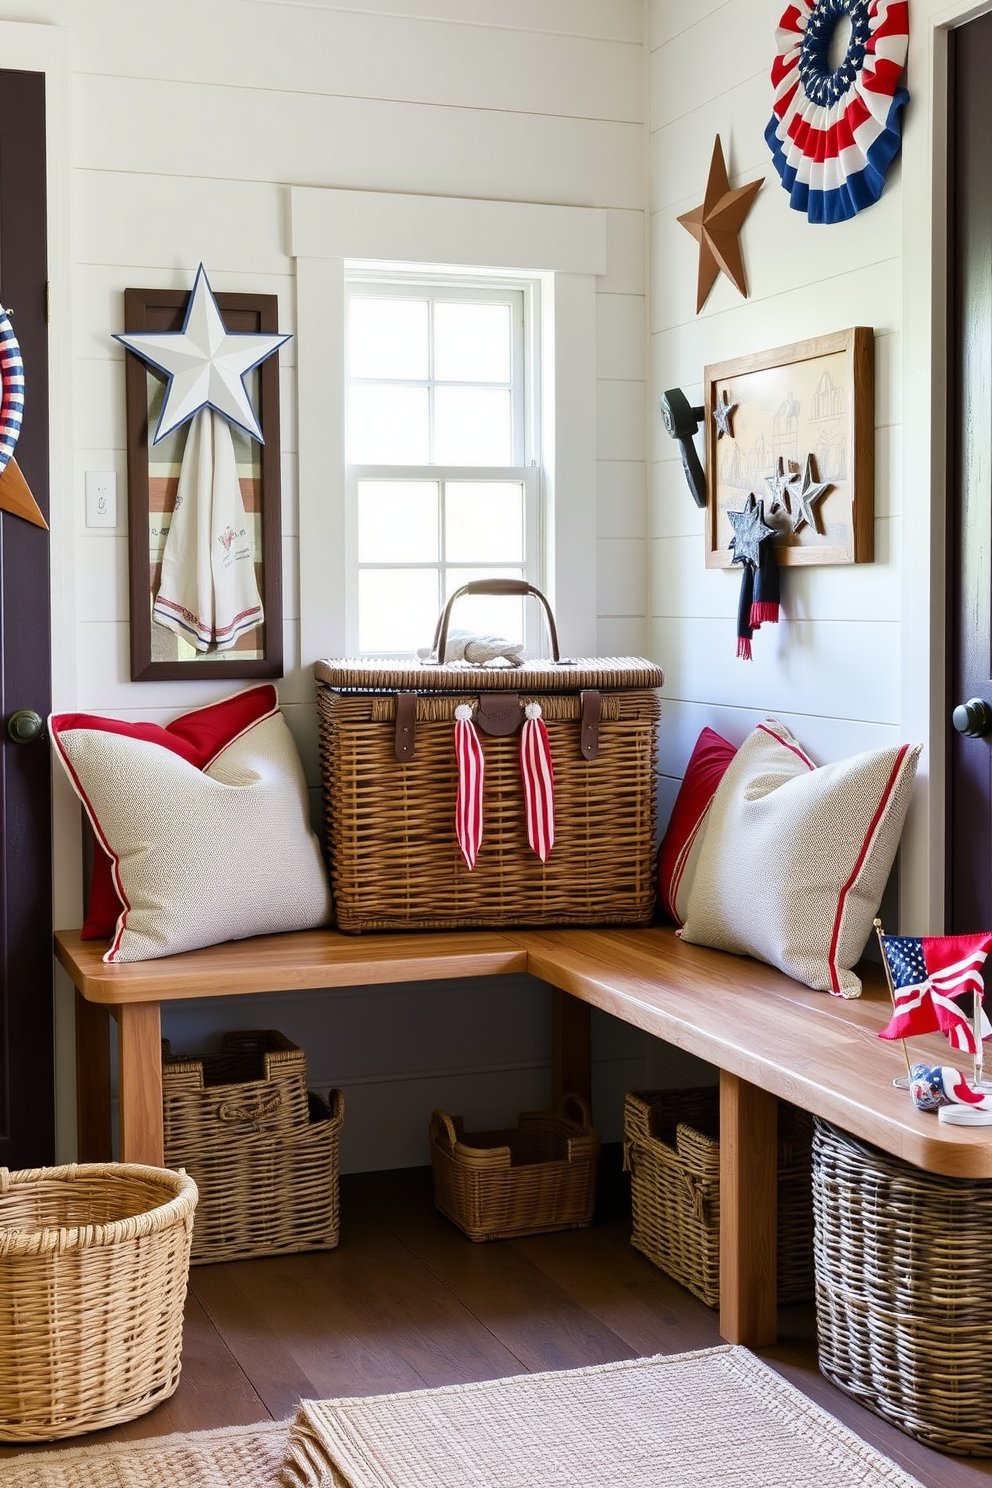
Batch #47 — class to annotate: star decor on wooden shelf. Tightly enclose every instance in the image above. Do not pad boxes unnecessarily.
[764,455,797,517]
[677,135,763,314]
[713,390,737,439]
[727,493,775,568]
[789,454,831,534]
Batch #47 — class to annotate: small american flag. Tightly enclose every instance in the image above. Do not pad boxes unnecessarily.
[878,933,992,1053]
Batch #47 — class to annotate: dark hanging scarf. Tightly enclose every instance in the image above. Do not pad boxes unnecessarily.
[736,538,780,660]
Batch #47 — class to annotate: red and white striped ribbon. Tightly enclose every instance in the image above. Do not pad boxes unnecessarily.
[520,702,555,861]
[453,704,485,869]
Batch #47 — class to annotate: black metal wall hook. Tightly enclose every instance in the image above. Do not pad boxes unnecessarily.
[661,388,706,508]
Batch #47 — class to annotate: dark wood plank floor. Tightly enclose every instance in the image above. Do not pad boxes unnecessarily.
[4,1160,992,1484]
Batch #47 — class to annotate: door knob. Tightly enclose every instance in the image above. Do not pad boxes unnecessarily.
[952,698,992,738]
[6,708,44,744]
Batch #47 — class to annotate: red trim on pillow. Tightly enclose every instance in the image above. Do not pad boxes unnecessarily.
[657,727,737,924]
[668,813,707,921]
[757,720,814,770]
[826,743,910,997]
[51,686,279,940]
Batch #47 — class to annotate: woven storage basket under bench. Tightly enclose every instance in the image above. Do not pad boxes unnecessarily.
[813,1116,992,1456]
[315,581,664,933]
[430,1097,601,1241]
[623,1087,814,1308]
[163,1030,344,1264]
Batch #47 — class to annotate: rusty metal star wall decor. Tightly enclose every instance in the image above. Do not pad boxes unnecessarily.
[678,135,763,314]
[0,457,46,528]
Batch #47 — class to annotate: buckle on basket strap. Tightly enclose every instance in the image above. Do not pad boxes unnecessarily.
[476,693,523,737]
[580,690,601,760]
[394,691,417,761]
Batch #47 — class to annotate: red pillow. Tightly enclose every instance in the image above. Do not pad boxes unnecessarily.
[78,686,278,940]
[657,727,737,926]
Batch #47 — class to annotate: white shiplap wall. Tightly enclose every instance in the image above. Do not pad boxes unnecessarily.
[647,1,908,842]
[28,0,656,1163]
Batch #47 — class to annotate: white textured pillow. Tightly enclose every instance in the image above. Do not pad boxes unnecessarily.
[52,708,332,962]
[680,719,922,997]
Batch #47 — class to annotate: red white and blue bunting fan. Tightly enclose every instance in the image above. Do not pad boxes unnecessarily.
[766,0,910,224]
[0,303,46,529]
[0,308,24,471]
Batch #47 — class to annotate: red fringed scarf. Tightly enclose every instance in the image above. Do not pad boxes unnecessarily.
[736,539,780,660]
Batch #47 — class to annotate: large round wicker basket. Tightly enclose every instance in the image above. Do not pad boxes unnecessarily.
[813,1117,992,1456]
[0,1161,197,1442]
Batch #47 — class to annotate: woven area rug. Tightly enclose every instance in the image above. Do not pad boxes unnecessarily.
[281,1346,925,1488]
[0,1419,290,1487]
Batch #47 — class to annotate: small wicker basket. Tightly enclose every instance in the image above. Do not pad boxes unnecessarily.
[0,1162,197,1442]
[162,1029,343,1264]
[623,1087,814,1308]
[813,1117,992,1456]
[430,1096,601,1241]
[163,1029,311,1149]
[168,1089,345,1265]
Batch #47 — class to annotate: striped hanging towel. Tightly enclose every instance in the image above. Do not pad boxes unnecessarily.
[520,702,555,860]
[453,704,485,870]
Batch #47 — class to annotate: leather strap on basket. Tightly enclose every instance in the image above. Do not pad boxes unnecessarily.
[520,702,555,861]
[453,704,485,870]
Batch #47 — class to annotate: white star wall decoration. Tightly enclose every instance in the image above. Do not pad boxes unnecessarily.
[114,264,290,443]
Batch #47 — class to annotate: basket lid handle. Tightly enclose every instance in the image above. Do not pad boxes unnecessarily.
[432,580,560,666]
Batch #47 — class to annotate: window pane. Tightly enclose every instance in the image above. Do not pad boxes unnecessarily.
[445,567,525,644]
[434,387,511,464]
[358,481,439,563]
[349,297,428,380]
[446,482,523,562]
[349,385,429,464]
[434,302,511,383]
[359,568,439,652]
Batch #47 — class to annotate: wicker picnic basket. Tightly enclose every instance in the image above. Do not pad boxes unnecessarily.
[813,1117,992,1455]
[0,1161,197,1441]
[316,581,663,933]
[623,1087,814,1308]
[430,1096,601,1241]
[162,1031,344,1264]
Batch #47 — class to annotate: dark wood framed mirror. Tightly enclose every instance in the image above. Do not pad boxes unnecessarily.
[121,286,284,681]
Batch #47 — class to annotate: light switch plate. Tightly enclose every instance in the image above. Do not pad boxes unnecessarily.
[85,471,117,528]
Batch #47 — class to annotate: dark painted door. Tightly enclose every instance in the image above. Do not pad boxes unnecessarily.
[0,70,53,1167]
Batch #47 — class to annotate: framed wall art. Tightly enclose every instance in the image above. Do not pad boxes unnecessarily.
[703,327,874,568]
[121,284,285,681]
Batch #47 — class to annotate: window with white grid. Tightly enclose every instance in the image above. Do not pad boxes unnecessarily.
[346,274,542,656]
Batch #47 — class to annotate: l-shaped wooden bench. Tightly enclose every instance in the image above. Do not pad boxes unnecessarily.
[55,922,992,1352]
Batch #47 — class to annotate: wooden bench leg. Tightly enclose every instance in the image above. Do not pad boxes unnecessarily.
[115,1002,164,1167]
[719,1070,778,1347]
[75,992,112,1161]
[550,987,592,1113]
